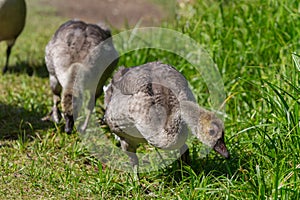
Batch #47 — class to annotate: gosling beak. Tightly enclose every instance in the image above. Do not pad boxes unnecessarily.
[213,138,230,159]
[65,114,74,134]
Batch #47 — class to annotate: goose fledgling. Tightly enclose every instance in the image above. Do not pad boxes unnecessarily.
[44,19,119,134]
[0,0,26,74]
[104,61,230,168]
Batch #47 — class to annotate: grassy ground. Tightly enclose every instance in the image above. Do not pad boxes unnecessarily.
[0,0,299,199]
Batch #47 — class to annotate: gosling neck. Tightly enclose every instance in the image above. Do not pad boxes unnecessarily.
[180,100,211,136]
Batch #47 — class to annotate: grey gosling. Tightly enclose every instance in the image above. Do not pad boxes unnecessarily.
[0,0,26,74]
[44,19,119,134]
[104,61,230,168]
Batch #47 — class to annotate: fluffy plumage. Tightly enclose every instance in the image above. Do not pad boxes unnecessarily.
[44,19,119,134]
[104,61,229,167]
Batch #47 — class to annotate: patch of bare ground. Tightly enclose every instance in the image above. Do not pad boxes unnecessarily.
[41,0,173,29]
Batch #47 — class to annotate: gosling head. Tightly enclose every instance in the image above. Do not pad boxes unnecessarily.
[62,92,74,134]
[180,100,230,159]
[196,115,230,159]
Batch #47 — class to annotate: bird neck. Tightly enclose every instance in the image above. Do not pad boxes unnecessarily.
[180,100,211,136]
[61,63,83,116]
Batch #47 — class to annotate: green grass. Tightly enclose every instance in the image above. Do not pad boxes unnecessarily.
[0,0,299,199]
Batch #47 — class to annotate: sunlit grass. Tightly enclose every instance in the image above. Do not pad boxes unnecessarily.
[0,0,299,199]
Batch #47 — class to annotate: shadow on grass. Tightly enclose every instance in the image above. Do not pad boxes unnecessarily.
[0,103,53,140]
[4,61,49,78]
[139,147,246,186]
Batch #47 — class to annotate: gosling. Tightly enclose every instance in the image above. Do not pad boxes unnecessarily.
[44,19,119,134]
[104,61,230,168]
[0,0,26,74]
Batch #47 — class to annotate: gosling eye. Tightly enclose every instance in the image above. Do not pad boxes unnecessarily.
[209,129,216,136]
